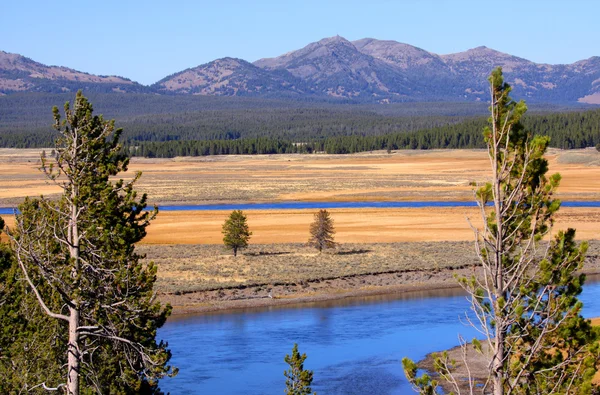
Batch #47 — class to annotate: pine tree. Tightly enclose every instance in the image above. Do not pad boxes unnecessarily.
[284,343,315,395]
[222,210,252,257]
[307,209,336,252]
[403,68,599,394]
[8,92,176,394]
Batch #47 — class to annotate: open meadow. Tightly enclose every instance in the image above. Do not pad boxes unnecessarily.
[1,148,599,311]
[2,147,599,244]
[2,147,600,206]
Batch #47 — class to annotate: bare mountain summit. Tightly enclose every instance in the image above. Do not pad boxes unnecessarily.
[254,36,426,100]
[252,37,600,103]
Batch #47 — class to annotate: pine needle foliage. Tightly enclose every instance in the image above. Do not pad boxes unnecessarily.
[284,343,315,395]
[222,210,252,256]
[7,91,176,394]
[308,209,336,252]
[403,68,600,395]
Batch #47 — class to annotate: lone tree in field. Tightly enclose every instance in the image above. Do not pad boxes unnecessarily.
[7,92,176,394]
[222,210,252,256]
[403,68,599,394]
[284,343,315,395]
[308,209,336,252]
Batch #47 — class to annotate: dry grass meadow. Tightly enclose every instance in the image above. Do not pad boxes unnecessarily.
[1,148,599,299]
[2,147,600,207]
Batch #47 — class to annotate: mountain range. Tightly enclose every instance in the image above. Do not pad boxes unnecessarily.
[2,36,600,104]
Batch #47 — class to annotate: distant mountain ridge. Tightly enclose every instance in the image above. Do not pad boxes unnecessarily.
[0,50,147,94]
[2,37,600,104]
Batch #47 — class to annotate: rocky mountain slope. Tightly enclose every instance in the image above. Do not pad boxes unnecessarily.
[153,57,306,97]
[252,36,600,104]
[0,50,146,94]
[2,37,600,104]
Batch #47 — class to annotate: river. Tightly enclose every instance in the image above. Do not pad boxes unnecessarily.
[159,277,600,394]
[2,200,600,215]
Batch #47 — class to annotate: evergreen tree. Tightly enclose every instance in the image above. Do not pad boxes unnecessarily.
[222,210,252,257]
[284,343,315,395]
[307,209,336,252]
[403,68,599,394]
[8,92,176,394]
[1,215,71,393]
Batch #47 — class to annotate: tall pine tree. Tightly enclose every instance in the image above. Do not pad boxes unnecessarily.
[8,92,176,394]
[403,68,599,394]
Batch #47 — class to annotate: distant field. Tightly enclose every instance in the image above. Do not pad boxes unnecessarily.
[1,148,599,307]
[1,148,599,245]
[1,148,599,207]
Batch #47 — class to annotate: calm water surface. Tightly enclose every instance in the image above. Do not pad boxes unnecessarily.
[159,277,600,394]
[1,200,600,214]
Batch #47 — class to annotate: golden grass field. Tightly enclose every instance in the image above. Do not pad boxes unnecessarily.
[1,148,599,305]
[1,148,599,245]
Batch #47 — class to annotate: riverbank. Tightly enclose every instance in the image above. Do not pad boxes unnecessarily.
[417,318,600,393]
[153,241,600,315]
[161,267,600,315]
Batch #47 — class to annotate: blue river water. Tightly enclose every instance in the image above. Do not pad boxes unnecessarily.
[1,200,600,214]
[158,278,600,395]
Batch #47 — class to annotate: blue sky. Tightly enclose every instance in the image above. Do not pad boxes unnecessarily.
[2,0,598,85]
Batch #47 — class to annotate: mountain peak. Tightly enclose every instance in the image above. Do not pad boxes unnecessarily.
[154,56,304,96]
[316,35,351,45]
[352,38,443,69]
[2,38,599,104]
[253,35,359,72]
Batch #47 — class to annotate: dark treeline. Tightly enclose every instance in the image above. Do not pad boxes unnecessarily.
[0,92,598,152]
[2,92,584,148]
[129,108,600,157]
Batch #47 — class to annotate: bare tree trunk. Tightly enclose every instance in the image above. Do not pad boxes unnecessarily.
[67,180,80,395]
[493,330,504,395]
[490,87,505,395]
[67,307,80,395]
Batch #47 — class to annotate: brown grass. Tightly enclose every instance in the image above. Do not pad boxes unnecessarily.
[1,148,599,207]
[142,242,480,293]
[2,206,599,245]
[140,241,600,294]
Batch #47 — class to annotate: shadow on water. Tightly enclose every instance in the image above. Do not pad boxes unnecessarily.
[159,275,600,394]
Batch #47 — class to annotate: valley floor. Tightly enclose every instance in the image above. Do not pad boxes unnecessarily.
[1,148,599,313]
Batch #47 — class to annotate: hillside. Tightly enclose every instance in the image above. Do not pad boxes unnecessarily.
[0,51,147,94]
[2,37,600,104]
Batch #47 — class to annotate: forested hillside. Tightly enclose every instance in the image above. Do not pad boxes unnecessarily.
[0,93,597,154]
[0,93,490,147]
[129,108,600,157]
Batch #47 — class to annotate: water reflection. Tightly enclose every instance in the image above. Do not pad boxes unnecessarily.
[159,277,600,394]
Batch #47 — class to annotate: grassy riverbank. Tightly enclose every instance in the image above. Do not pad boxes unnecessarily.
[149,241,600,314]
